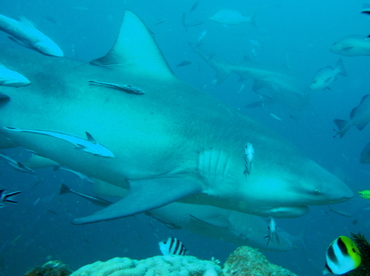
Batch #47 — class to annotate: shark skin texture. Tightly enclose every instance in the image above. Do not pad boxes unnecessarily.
[0,10,352,224]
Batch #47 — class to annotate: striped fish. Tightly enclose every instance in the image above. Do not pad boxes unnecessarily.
[0,189,21,208]
[323,236,361,275]
[159,237,187,256]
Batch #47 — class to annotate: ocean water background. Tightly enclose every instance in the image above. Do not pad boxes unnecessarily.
[0,0,369,275]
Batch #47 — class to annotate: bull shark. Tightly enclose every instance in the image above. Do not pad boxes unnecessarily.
[195,50,309,111]
[331,35,370,56]
[0,14,63,57]
[0,10,352,224]
[333,94,370,138]
[147,202,297,252]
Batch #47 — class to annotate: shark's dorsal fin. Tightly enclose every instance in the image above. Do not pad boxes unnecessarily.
[90,10,174,79]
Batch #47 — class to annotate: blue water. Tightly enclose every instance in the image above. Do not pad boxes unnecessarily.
[0,1,369,275]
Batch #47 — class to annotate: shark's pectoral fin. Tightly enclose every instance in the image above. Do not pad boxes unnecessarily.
[73,178,202,224]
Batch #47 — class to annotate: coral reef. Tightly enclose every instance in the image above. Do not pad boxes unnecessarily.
[70,255,222,276]
[70,246,297,276]
[23,260,72,276]
[348,233,370,276]
[223,246,297,276]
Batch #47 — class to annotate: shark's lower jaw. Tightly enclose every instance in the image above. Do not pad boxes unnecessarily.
[267,206,309,218]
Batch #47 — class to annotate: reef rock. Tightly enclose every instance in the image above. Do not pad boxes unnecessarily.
[70,246,298,276]
[223,246,297,276]
[23,260,72,276]
[70,255,222,276]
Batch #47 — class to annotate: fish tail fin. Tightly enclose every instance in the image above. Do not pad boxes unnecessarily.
[4,191,21,203]
[59,183,71,195]
[336,59,347,77]
[333,119,347,138]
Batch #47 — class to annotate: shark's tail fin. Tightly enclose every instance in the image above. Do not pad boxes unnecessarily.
[59,183,71,195]
[336,59,347,77]
[333,119,347,138]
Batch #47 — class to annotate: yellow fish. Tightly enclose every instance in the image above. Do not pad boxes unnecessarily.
[358,190,370,199]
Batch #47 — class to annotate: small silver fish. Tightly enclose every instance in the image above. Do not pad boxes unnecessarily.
[309,59,347,91]
[361,3,370,15]
[0,64,30,87]
[0,14,63,57]
[0,189,21,208]
[190,1,200,13]
[237,84,244,94]
[159,237,187,256]
[269,113,282,121]
[3,127,115,158]
[0,153,35,174]
[59,167,94,183]
[193,30,207,48]
[265,216,279,246]
[243,142,254,175]
[59,183,112,207]
[152,18,166,26]
[186,20,204,27]
[89,80,145,95]
[176,61,192,67]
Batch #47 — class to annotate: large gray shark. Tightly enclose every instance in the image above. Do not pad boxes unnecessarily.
[58,179,297,251]
[0,10,352,224]
[59,179,298,251]
[146,202,297,252]
[196,50,309,111]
